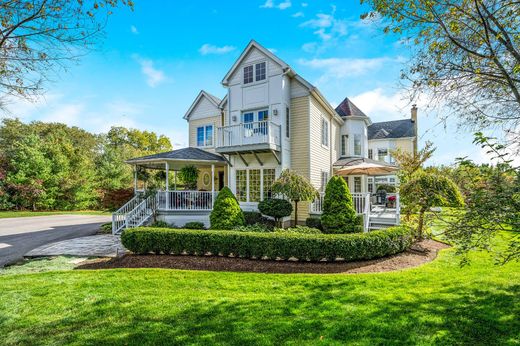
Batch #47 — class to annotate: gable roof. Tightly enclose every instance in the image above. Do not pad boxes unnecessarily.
[126,147,226,164]
[368,119,416,140]
[183,90,222,120]
[221,40,290,86]
[335,97,368,118]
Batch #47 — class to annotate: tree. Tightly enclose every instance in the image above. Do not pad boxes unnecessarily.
[400,172,464,239]
[258,198,293,228]
[321,176,359,234]
[178,165,199,190]
[0,0,133,107]
[361,0,520,130]
[271,169,318,226]
[391,141,436,185]
[210,187,245,230]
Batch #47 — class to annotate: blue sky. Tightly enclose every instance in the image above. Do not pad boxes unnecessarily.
[7,0,492,165]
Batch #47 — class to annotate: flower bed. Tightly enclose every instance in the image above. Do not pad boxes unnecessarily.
[121,226,413,262]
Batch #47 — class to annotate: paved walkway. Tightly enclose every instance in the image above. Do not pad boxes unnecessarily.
[25,235,126,258]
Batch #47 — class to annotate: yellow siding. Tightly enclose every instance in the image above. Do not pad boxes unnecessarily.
[309,96,333,190]
[394,138,414,154]
[188,115,221,152]
[290,96,311,222]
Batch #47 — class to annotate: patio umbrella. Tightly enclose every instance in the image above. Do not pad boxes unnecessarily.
[335,162,399,176]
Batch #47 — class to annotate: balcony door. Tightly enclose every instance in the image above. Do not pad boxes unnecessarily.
[242,109,268,145]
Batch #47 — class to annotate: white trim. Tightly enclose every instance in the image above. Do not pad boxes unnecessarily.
[183,90,221,120]
[196,124,214,148]
[368,136,416,142]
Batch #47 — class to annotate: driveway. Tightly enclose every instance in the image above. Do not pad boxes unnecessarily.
[0,215,111,267]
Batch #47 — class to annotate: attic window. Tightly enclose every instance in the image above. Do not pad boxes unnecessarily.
[243,65,253,84]
[255,62,266,81]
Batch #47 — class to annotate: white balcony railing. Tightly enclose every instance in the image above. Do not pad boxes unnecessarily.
[157,191,216,211]
[310,192,370,215]
[216,120,281,149]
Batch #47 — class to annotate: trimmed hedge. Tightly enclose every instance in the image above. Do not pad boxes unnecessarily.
[121,225,413,262]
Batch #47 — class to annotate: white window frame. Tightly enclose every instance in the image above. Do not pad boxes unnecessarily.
[354,176,362,193]
[196,124,213,148]
[320,171,329,192]
[236,168,278,203]
[255,62,266,81]
[341,135,348,156]
[354,134,362,156]
[243,61,267,86]
[368,149,373,160]
[243,65,253,84]
[378,148,388,162]
[321,118,329,148]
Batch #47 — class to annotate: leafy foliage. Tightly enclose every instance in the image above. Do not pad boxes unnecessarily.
[209,187,245,230]
[184,222,205,230]
[233,224,273,233]
[376,184,396,193]
[271,169,318,226]
[321,176,359,234]
[305,217,322,231]
[122,225,413,261]
[275,226,322,234]
[178,165,199,190]
[258,198,293,226]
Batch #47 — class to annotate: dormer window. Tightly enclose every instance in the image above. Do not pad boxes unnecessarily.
[243,62,266,85]
[243,65,253,84]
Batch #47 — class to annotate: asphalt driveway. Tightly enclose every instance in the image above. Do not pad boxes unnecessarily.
[0,215,111,267]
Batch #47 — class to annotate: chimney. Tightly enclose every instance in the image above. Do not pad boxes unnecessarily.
[411,104,418,155]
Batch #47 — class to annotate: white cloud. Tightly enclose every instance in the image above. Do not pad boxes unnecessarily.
[292,11,304,17]
[260,0,292,10]
[302,42,317,53]
[300,9,348,42]
[198,44,236,55]
[299,57,390,84]
[301,2,308,6]
[134,57,166,87]
[268,48,278,53]
[130,25,139,34]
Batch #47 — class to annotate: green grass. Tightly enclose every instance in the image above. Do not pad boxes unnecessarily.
[0,233,518,345]
[0,210,110,218]
[0,256,90,276]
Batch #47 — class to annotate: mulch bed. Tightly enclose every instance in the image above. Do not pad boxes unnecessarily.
[76,239,449,274]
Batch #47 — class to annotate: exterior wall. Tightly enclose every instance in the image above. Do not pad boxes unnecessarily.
[157,212,210,228]
[188,115,221,152]
[368,137,414,164]
[195,166,226,191]
[339,118,368,158]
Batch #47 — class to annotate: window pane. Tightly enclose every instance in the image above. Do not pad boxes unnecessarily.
[197,127,204,147]
[354,177,361,193]
[205,125,213,146]
[341,135,348,156]
[255,62,266,81]
[354,134,362,156]
[368,149,373,159]
[258,110,268,121]
[243,112,254,122]
[249,169,261,202]
[322,119,329,146]
[321,171,329,192]
[243,65,253,84]
[236,170,247,202]
[378,148,388,161]
[286,107,290,138]
[263,169,276,200]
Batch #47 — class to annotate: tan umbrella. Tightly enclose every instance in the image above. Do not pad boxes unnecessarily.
[336,162,399,176]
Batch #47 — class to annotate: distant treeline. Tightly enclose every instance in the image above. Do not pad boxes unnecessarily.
[0,119,172,211]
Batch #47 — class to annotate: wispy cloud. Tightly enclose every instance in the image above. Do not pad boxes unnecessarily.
[301,10,347,42]
[199,44,236,55]
[301,2,308,7]
[299,57,391,84]
[268,48,278,53]
[130,25,139,34]
[134,56,166,87]
[260,0,292,10]
[292,11,304,18]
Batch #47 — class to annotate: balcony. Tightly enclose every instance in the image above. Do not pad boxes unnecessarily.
[216,120,281,154]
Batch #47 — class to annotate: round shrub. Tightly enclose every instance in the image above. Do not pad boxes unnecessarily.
[210,187,245,230]
[184,221,205,229]
[321,176,358,234]
[258,198,293,225]
[305,217,322,230]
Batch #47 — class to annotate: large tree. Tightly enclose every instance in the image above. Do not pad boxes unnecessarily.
[0,0,133,107]
[361,0,520,130]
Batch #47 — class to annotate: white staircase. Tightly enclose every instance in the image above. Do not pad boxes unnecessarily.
[112,193,157,234]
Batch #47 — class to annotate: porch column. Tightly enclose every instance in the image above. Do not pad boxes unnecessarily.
[211,164,215,206]
[133,166,138,193]
[165,162,170,210]
[173,171,177,190]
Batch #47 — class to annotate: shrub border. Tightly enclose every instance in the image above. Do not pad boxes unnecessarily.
[122,226,413,262]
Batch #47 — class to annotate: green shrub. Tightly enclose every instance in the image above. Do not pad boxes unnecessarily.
[275,225,321,234]
[210,187,245,229]
[233,223,273,233]
[258,198,293,226]
[243,211,262,225]
[122,225,413,261]
[184,221,205,229]
[178,165,199,190]
[321,176,358,234]
[305,217,322,230]
[148,220,172,228]
[376,184,396,193]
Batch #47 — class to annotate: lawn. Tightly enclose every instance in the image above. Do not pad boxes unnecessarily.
[0,233,518,345]
[0,210,110,218]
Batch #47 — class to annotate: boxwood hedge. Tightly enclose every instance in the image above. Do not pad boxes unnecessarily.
[121,225,413,262]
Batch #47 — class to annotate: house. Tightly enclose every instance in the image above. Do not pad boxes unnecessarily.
[113,40,417,233]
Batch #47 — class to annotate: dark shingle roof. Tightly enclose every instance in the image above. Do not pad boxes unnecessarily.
[127,147,226,163]
[368,119,416,140]
[335,97,367,118]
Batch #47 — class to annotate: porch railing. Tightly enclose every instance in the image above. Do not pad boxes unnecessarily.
[216,120,281,149]
[112,192,143,234]
[310,192,370,215]
[157,191,216,211]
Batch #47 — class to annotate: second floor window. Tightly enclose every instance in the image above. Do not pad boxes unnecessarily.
[321,118,329,147]
[196,125,213,147]
[368,149,373,159]
[341,135,348,156]
[255,62,266,81]
[354,134,362,156]
[286,107,290,138]
[321,171,329,192]
[243,65,253,84]
[378,148,388,162]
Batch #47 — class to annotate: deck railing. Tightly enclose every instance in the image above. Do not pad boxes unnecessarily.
[112,193,143,234]
[157,191,216,211]
[310,192,370,215]
[216,120,281,149]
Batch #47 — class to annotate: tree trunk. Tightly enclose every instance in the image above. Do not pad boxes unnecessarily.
[417,207,427,239]
[294,200,298,227]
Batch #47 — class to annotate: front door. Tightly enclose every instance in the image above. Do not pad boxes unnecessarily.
[218,171,225,190]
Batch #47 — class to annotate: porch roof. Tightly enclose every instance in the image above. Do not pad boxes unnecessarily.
[333,157,397,169]
[126,147,227,170]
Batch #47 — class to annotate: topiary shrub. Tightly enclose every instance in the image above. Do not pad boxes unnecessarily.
[321,176,358,234]
[243,211,262,225]
[184,221,205,229]
[210,187,245,229]
[258,198,293,227]
[305,217,322,230]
